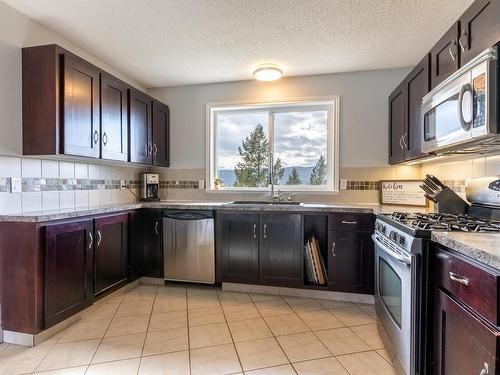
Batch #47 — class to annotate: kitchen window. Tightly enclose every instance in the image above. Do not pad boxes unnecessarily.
[206,98,339,192]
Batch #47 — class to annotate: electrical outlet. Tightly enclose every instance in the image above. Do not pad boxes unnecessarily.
[198,180,205,190]
[11,178,22,193]
[120,180,126,190]
[340,179,347,190]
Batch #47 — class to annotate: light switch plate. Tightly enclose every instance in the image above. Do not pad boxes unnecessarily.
[120,180,126,190]
[340,179,347,190]
[11,178,22,193]
[198,180,205,190]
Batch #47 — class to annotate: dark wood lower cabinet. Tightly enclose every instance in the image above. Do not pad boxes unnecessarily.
[219,212,259,284]
[144,209,163,278]
[259,213,302,287]
[94,214,129,295]
[432,288,498,375]
[328,230,374,294]
[44,219,94,328]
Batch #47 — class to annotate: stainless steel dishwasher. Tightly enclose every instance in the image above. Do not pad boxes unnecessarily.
[163,210,215,284]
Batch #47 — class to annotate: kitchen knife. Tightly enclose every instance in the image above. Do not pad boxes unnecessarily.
[424,177,442,193]
[427,174,446,189]
[424,193,437,203]
[420,184,437,198]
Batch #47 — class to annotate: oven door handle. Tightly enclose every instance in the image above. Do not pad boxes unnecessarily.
[372,234,412,265]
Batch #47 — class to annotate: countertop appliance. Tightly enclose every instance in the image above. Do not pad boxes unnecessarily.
[163,210,215,284]
[140,173,160,201]
[374,176,500,375]
[421,47,500,155]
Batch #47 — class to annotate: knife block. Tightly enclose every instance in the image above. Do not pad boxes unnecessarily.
[434,187,470,214]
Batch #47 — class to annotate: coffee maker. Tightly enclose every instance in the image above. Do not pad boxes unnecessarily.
[140,173,160,201]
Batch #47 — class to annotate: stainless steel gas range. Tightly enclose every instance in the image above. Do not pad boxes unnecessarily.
[374,177,500,375]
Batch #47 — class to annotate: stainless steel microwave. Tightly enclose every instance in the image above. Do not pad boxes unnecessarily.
[421,47,500,155]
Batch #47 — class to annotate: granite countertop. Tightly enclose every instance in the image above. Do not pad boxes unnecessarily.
[432,231,500,271]
[0,200,381,223]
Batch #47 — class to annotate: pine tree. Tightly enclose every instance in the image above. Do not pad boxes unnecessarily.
[233,124,269,187]
[309,155,327,185]
[286,167,302,185]
[272,157,284,185]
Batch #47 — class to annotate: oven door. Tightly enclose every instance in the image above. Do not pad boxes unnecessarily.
[373,234,413,375]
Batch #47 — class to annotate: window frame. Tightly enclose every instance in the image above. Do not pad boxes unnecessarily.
[206,97,340,193]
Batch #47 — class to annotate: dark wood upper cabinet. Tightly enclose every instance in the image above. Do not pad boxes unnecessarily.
[219,212,259,284]
[94,214,128,296]
[259,213,302,287]
[44,219,94,328]
[404,54,430,160]
[22,44,170,166]
[459,0,500,65]
[100,73,129,161]
[62,54,101,158]
[152,100,170,167]
[129,88,152,164]
[389,82,406,164]
[430,23,460,89]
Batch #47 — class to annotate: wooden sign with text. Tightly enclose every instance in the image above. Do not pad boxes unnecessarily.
[380,180,427,207]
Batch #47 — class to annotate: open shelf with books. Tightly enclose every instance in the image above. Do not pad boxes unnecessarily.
[303,214,329,288]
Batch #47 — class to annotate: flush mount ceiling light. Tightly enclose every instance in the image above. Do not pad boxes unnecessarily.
[253,64,283,81]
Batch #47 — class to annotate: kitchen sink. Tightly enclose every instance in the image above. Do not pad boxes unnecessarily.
[227,201,303,206]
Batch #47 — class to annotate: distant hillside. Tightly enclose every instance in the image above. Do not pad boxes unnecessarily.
[218,166,315,187]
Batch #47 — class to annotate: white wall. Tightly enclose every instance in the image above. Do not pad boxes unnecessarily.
[149,68,409,169]
[0,1,146,157]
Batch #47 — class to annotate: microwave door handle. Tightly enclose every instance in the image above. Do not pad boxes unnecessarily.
[458,83,473,131]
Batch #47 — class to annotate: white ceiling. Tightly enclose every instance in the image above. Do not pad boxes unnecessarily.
[4,0,474,88]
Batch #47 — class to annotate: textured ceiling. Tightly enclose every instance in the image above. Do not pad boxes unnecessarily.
[3,0,474,87]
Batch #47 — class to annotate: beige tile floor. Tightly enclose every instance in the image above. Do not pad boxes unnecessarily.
[0,284,396,375]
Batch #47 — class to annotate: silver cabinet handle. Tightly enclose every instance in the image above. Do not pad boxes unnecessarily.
[253,224,257,239]
[153,143,158,156]
[480,363,490,375]
[449,40,458,61]
[449,272,469,286]
[331,242,336,257]
[102,132,108,146]
[88,232,93,249]
[263,224,267,239]
[148,143,153,156]
[403,132,408,148]
[459,30,468,52]
[342,220,358,225]
[96,230,102,247]
[155,221,159,235]
[93,130,99,144]
[399,134,404,150]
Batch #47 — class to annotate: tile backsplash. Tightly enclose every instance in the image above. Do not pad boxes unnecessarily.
[0,156,143,214]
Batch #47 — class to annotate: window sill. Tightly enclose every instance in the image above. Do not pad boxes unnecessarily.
[204,188,340,195]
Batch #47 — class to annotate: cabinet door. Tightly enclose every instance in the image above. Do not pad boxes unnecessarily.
[152,100,170,167]
[44,219,93,328]
[260,213,302,287]
[100,73,128,161]
[389,82,406,164]
[63,54,100,158]
[432,288,497,375]
[219,212,259,284]
[94,214,129,295]
[404,55,430,160]
[430,23,460,89]
[129,89,152,164]
[459,0,500,65]
[328,231,374,294]
[144,210,163,278]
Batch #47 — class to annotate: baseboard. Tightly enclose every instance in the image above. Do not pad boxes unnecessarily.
[4,279,141,347]
[140,277,165,286]
[222,282,375,304]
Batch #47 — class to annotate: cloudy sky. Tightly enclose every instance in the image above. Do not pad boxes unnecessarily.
[215,108,327,171]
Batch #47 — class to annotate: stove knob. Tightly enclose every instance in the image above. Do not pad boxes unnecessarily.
[389,231,395,240]
[399,236,406,246]
[380,224,386,233]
